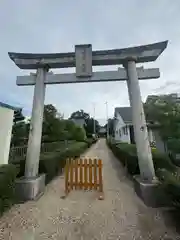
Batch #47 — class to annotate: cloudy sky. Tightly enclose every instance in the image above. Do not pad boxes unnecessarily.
[0,0,180,125]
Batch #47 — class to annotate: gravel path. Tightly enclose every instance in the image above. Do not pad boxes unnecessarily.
[0,139,179,239]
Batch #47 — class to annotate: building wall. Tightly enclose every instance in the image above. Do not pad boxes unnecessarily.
[114,113,131,143]
[114,114,158,145]
[0,106,14,164]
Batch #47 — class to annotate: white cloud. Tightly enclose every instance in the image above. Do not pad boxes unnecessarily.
[0,0,180,125]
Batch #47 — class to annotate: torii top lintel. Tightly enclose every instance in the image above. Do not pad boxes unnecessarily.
[8,41,168,70]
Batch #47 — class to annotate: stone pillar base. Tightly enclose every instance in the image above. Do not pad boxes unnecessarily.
[15,174,45,202]
[133,175,169,207]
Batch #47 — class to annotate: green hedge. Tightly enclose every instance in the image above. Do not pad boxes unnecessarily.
[84,138,94,147]
[13,142,88,184]
[0,164,19,215]
[107,140,180,208]
[157,169,180,208]
[108,141,139,175]
[107,140,177,175]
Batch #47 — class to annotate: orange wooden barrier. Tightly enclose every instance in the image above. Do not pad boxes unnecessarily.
[64,158,104,199]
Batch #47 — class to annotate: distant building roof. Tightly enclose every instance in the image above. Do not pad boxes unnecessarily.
[0,102,20,111]
[115,107,153,124]
[115,107,132,123]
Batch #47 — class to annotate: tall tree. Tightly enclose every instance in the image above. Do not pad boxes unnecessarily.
[70,110,90,121]
[13,108,25,124]
[144,94,180,152]
[106,118,114,136]
[84,117,100,136]
[11,109,27,146]
[70,109,100,135]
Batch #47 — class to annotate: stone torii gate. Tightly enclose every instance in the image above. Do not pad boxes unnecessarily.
[9,41,168,203]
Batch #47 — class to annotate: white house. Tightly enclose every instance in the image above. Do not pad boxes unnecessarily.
[0,102,19,165]
[113,107,158,147]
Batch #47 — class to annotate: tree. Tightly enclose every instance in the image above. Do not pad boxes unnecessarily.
[70,109,100,136]
[70,110,90,121]
[11,109,28,146]
[42,105,64,142]
[106,118,114,136]
[11,121,29,146]
[12,104,89,146]
[144,94,180,152]
[13,108,25,124]
[42,105,86,142]
[72,126,86,141]
[84,118,100,136]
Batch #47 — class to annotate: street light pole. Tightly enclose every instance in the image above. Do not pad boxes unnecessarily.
[105,102,109,139]
[93,103,96,135]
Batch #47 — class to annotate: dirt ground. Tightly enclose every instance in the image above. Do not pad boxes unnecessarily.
[0,139,179,239]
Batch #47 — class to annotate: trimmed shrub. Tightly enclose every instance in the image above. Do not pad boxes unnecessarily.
[152,149,176,172]
[107,140,139,174]
[107,140,177,175]
[157,169,180,207]
[0,164,19,215]
[108,139,180,208]
[84,138,94,147]
[12,142,88,184]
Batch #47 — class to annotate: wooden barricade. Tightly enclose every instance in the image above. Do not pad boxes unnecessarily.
[64,158,104,200]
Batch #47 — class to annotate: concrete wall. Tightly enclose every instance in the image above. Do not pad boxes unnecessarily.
[0,106,14,164]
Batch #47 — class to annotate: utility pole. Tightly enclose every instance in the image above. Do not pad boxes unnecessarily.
[92,103,96,135]
[105,101,109,139]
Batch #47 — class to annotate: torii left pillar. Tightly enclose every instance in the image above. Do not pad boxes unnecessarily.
[15,67,48,201]
[25,68,47,177]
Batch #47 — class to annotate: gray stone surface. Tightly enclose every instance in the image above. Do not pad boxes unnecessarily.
[0,139,179,239]
[133,175,169,207]
[15,174,45,202]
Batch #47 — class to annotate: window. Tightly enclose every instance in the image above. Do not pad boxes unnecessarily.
[123,126,128,135]
[119,129,121,137]
[125,126,128,135]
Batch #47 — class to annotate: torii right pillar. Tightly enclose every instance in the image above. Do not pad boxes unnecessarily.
[125,58,155,181]
[124,58,166,207]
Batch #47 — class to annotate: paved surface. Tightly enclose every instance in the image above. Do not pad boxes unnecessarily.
[0,139,180,239]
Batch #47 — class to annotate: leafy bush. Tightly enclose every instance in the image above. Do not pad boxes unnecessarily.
[107,140,177,175]
[107,141,139,174]
[157,169,180,207]
[73,126,86,141]
[167,138,180,153]
[84,138,94,147]
[13,142,88,184]
[108,140,180,208]
[0,164,19,215]
[152,149,176,172]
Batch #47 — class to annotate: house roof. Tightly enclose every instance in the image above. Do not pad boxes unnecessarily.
[115,107,132,123]
[114,107,156,126]
[0,102,20,111]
